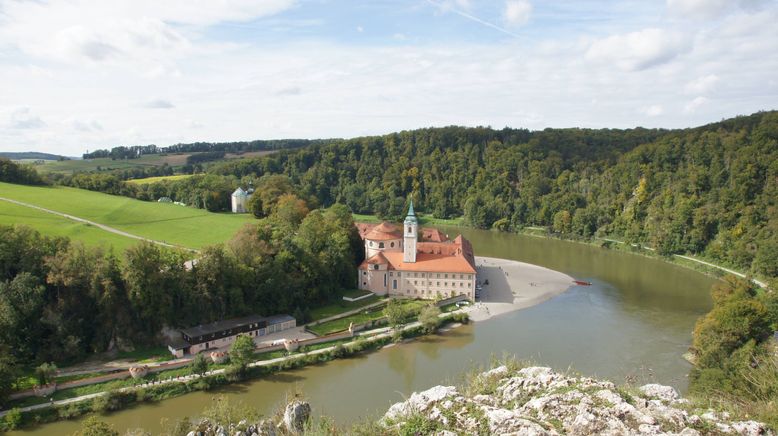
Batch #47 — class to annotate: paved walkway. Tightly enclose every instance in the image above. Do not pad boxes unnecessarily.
[0,196,197,252]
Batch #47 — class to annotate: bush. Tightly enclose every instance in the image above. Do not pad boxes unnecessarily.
[3,408,22,430]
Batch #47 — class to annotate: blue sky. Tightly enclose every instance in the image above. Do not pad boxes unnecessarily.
[0,0,776,155]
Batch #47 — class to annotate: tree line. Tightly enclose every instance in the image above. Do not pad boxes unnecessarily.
[82,139,324,160]
[0,197,361,401]
[0,158,45,185]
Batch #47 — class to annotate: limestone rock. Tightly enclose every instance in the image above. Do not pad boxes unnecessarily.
[639,384,680,403]
[283,400,311,434]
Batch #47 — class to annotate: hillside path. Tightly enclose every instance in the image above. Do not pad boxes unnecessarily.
[0,196,196,252]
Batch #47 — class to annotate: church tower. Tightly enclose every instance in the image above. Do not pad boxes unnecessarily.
[403,199,418,263]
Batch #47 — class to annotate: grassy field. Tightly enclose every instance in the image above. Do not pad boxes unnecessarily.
[34,154,186,174]
[308,299,426,336]
[0,182,253,249]
[0,198,139,251]
[308,295,382,322]
[34,151,280,175]
[125,174,193,185]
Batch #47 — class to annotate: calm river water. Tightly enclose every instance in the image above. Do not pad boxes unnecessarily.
[14,228,715,434]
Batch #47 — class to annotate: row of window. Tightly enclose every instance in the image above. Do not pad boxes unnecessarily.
[388,272,473,279]
[368,241,398,248]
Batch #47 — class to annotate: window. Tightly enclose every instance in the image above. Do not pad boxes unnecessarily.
[445,274,448,279]
[393,280,397,290]
[373,264,379,270]
[414,280,417,285]
[363,271,367,275]
[397,272,401,277]
[389,272,393,276]
[390,242,395,248]
[437,282,440,286]
[369,241,373,247]
[363,282,366,286]
[437,274,441,278]
[407,226,412,233]
[444,282,448,287]
[379,242,384,248]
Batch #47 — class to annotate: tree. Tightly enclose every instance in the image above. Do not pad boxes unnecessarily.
[190,353,209,377]
[35,362,57,386]
[72,415,119,436]
[0,352,16,407]
[418,304,442,333]
[384,299,411,328]
[228,335,255,372]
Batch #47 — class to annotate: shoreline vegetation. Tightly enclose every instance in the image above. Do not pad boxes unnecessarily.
[0,311,470,431]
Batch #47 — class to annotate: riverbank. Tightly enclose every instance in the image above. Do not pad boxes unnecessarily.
[515,227,771,290]
[465,256,575,322]
[0,312,469,431]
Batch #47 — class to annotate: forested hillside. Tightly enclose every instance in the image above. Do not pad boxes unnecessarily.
[205,111,777,280]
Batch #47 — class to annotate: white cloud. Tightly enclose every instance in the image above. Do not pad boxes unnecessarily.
[356,26,364,33]
[585,28,692,70]
[143,99,175,109]
[684,74,719,94]
[9,108,46,129]
[503,0,533,27]
[71,119,103,132]
[684,96,709,113]
[0,0,294,68]
[642,105,664,117]
[666,0,763,20]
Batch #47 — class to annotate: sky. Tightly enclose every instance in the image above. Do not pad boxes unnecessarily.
[0,0,776,156]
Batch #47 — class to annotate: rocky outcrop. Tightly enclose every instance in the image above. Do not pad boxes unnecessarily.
[382,366,773,435]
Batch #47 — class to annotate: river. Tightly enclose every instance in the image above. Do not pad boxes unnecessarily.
[13,228,715,434]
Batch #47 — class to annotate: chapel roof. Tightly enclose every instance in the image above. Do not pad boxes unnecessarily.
[364,222,402,241]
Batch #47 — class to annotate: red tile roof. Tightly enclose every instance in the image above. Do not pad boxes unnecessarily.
[359,232,476,274]
[421,227,448,242]
[364,222,402,241]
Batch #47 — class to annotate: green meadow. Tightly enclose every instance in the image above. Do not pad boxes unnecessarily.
[0,182,254,250]
[0,199,138,251]
[125,174,194,184]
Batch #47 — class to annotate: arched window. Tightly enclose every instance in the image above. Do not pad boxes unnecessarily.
[407,226,412,233]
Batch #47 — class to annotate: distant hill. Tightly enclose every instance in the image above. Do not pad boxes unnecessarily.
[0,151,73,161]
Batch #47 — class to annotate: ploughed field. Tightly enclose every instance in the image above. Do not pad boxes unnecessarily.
[0,182,253,250]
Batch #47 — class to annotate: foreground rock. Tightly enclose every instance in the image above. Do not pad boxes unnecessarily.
[382,366,773,435]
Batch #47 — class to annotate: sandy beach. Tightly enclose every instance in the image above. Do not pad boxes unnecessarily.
[465,256,575,322]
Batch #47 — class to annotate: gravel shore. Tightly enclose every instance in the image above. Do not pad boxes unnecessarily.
[465,256,574,322]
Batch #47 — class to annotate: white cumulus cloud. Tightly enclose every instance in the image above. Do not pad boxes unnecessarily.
[684,74,719,94]
[684,96,709,113]
[503,0,533,27]
[585,28,692,71]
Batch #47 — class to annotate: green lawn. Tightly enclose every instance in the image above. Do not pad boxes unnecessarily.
[0,182,254,249]
[308,299,427,336]
[125,174,194,185]
[308,295,382,322]
[0,199,139,251]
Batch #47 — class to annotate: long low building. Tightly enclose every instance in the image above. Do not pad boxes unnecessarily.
[167,314,296,358]
[356,201,477,300]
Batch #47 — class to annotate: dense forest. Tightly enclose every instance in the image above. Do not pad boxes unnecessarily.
[0,197,361,400]
[0,158,45,186]
[689,276,778,427]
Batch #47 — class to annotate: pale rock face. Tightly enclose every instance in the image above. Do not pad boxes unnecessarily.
[640,383,680,402]
[380,366,775,436]
[282,400,311,435]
